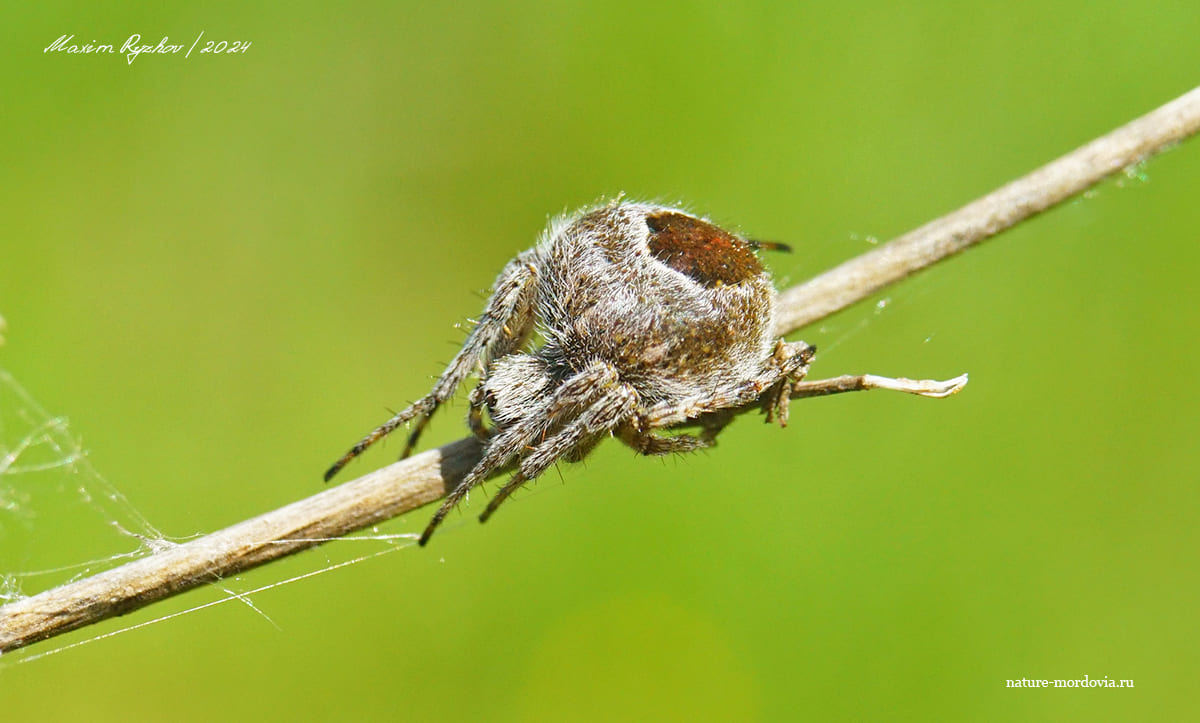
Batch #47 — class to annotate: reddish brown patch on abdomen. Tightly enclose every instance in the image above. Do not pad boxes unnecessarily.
[645,212,762,287]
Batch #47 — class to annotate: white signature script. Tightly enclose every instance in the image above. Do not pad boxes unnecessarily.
[44,33,251,65]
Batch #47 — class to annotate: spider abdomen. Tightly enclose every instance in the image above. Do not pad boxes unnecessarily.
[536,203,776,400]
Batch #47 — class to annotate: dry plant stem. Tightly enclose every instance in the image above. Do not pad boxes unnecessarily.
[0,437,483,654]
[2,86,1199,655]
[774,85,1200,332]
[790,374,970,400]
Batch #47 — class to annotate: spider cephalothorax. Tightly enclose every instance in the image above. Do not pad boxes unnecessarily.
[325,200,965,545]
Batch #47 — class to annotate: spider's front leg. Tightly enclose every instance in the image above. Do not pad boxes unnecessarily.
[478,377,637,527]
[324,253,540,482]
[419,360,627,544]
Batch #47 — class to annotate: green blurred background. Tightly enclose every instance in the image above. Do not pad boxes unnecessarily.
[2,2,1198,720]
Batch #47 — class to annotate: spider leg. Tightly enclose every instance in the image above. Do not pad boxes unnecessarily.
[466,384,491,441]
[418,360,624,544]
[417,412,543,545]
[521,383,636,478]
[399,412,435,461]
[621,401,744,454]
[696,407,739,443]
[760,339,815,426]
[640,339,813,430]
[324,253,539,482]
[479,381,636,524]
[476,360,620,476]
[618,426,711,455]
[418,465,489,546]
[562,434,603,463]
[641,387,754,430]
[476,471,530,525]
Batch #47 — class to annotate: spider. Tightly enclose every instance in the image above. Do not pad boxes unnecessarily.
[325,199,966,545]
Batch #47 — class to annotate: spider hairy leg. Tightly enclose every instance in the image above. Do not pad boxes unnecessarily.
[477,472,528,525]
[479,381,636,525]
[520,383,637,479]
[618,426,713,455]
[323,398,436,482]
[638,340,814,430]
[323,254,539,483]
[418,360,629,544]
